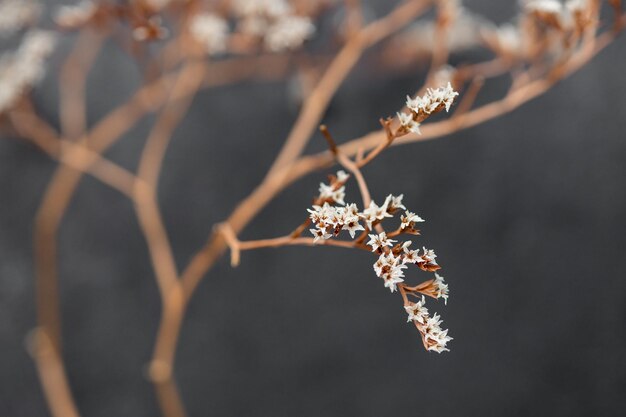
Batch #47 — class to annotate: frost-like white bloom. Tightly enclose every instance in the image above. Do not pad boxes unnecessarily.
[190,13,229,55]
[0,0,41,36]
[0,30,57,114]
[319,182,345,205]
[344,203,359,217]
[397,111,421,134]
[406,82,459,115]
[360,200,392,229]
[400,210,425,230]
[367,232,396,252]
[265,16,315,52]
[397,111,412,125]
[55,1,96,28]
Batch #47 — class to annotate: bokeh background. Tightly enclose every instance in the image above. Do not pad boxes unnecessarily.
[1,1,626,416]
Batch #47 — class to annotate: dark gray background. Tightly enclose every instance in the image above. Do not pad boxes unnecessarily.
[1,1,626,416]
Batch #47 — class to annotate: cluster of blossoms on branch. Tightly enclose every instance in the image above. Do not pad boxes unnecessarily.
[392,0,612,69]
[49,0,318,53]
[306,170,452,353]
[295,82,462,353]
[397,82,459,135]
[231,0,316,52]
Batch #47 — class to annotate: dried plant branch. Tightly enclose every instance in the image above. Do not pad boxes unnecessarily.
[59,30,105,140]
[27,329,80,417]
[4,2,623,417]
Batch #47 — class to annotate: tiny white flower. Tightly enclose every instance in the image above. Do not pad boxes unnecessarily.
[344,203,359,217]
[367,232,396,252]
[406,95,423,112]
[310,228,331,243]
[433,273,449,304]
[360,200,393,229]
[336,170,349,183]
[319,183,345,205]
[421,247,437,263]
[343,214,364,239]
[400,210,425,229]
[383,274,404,293]
[405,296,429,324]
[385,194,406,211]
[407,120,421,134]
[441,82,459,112]
[397,111,413,126]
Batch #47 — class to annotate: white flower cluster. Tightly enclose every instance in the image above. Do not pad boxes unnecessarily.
[373,251,406,292]
[0,30,57,114]
[54,1,96,29]
[189,13,230,56]
[361,194,405,229]
[318,175,346,205]
[405,296,453,353]
[306,171,451,352]
[308,202,364,241]
[397,82,459,135]
[407,82,459,115]
[369,237,440,292]
[231,0,315,52]
[0,0,41,36]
